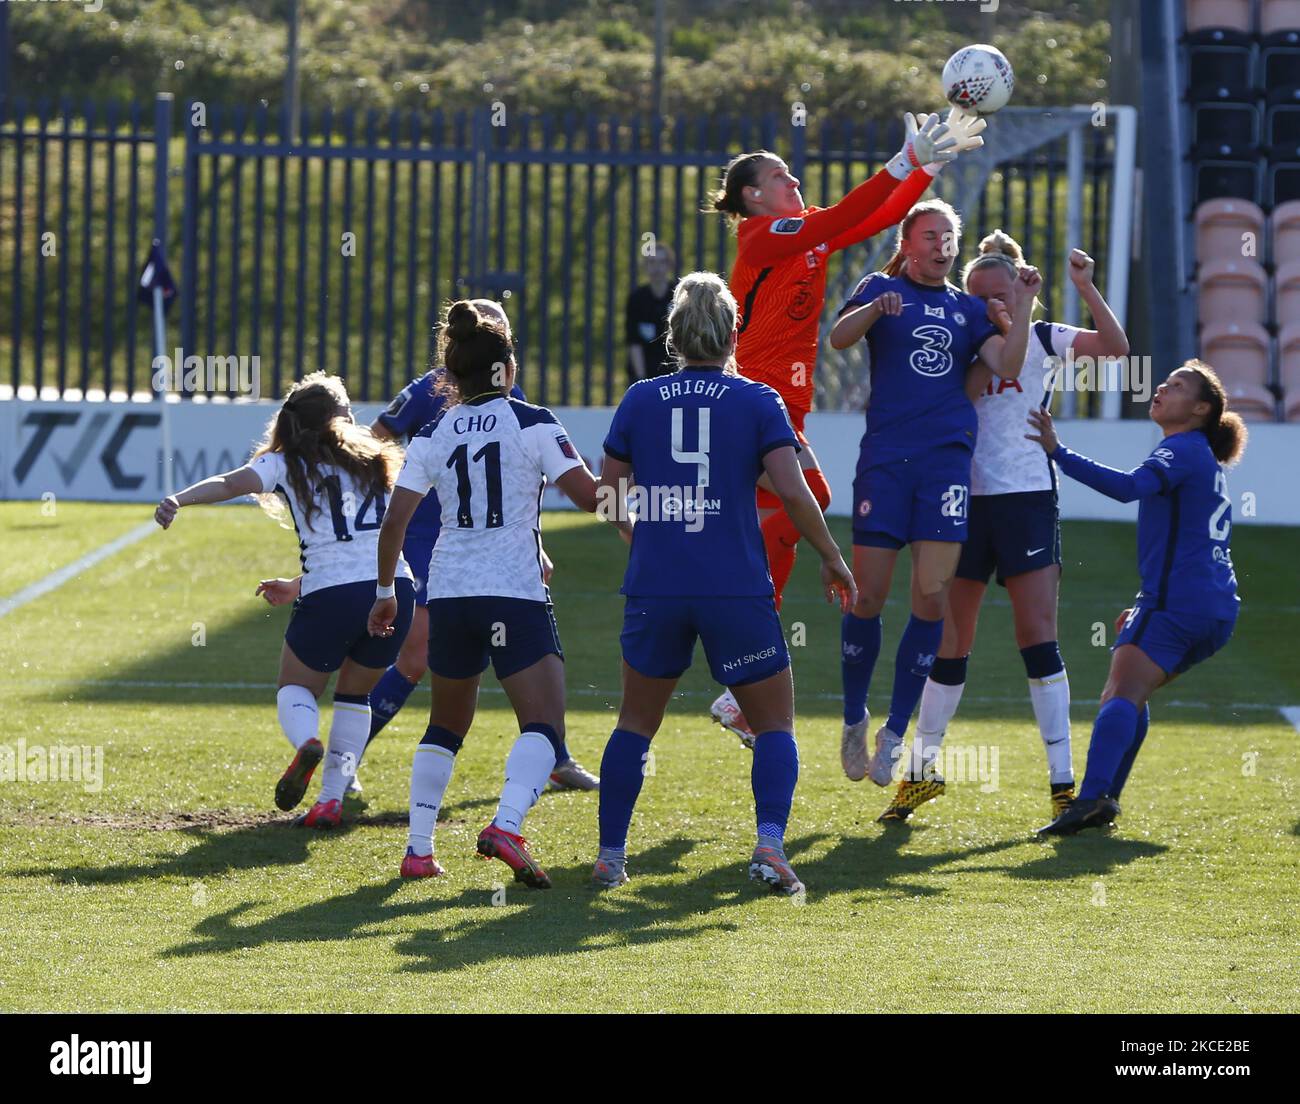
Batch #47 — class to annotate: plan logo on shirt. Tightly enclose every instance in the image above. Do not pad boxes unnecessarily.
[924,304,945,319]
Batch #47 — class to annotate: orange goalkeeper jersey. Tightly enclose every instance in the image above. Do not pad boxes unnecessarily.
[731,166,934,418]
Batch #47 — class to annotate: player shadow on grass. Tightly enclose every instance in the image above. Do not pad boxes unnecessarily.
[158,836,755,966]
[782,824,1167,901]
[10,796,497,886]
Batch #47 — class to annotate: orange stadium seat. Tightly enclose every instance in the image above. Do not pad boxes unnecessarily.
[1187,0,1254,34]
[1200,319,1277,420]
[1273,260,1300,324]
[1195,199,1266,265]
[1271,199,1300,264]
[1262,0,1300,35]
[1196,258,1269,326]
[1279,322,1300,418]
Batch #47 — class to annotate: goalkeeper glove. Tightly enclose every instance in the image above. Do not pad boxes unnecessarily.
[886,112,956,180]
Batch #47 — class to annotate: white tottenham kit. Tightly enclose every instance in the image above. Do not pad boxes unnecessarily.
[970,319,1082,497]
[250,451,412,596]
[395,396,584,602]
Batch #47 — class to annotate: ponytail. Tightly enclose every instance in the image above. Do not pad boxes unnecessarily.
[665,271,739,370]
[1182,359,1248,466]
[709,150,777,225]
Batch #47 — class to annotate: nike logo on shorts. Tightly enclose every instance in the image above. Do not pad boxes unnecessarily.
[1026,547,1046,556]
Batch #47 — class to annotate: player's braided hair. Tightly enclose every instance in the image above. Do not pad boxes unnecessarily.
[436,299,514,406]
[254,371,401,524]
[666,271,739,371]
[881,198,963,279]
[1181,359,1248,466]
[709,150,780,224]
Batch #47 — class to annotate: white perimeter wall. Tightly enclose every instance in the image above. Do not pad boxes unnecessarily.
[1,399,1295,525]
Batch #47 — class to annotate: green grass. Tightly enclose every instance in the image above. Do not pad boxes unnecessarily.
[0,502,1297,1012]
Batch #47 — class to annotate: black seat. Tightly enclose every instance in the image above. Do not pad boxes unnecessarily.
[1270,162,1300,206]
[1262,46,1300,90]
[1196,160,1264,205]
[1268,104,1300,147]
[1194,102,1261,159]
[1189,43,1256,95]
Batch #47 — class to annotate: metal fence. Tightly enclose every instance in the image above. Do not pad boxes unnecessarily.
[1,95,1119,408]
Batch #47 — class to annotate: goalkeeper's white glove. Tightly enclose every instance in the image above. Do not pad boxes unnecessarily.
[895,106,989,179]
[942,104,987,154]
[886,112,956,180]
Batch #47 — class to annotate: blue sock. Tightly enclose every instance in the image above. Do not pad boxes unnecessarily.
[841,613,883,725]
[752,730,798,845]
[1109,702,1149,800]
[885,615,944,738]
[367,666,418,745]
[1078,698,1140,801]
[597,728,651,850]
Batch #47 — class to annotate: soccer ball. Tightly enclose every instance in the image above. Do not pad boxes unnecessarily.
[942,44,1015,115]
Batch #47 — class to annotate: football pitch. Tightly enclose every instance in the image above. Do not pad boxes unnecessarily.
[0,501,1296,1014]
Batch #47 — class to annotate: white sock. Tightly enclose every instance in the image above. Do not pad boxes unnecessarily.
[1028,670,1073,784]
[318,696,371,803]
[493,730,557,834]
[407,745,457,855]
[912,678,965,779]
[276,685,319,750]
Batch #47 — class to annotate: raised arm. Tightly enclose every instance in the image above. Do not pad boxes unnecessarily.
[155,465,264,529]
[1067,248,1130,361]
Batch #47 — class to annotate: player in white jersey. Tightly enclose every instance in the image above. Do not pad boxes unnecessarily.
[878,231,1131,824]
[368,299,625,887]
[154,372,416,826]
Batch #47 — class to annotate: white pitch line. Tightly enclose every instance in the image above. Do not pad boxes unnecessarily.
[0,521,158,619]
[0,676,1286,713]
[1281,707,1300,733]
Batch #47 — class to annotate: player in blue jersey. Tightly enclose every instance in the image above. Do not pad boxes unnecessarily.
[1027,361,1246,835]
[363,299,599,793]
[591,272,857,895]
[881,231,1132,825]
[828,198,1039,788]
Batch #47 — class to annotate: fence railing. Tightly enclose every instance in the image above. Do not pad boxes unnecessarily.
[1,96,1118,410]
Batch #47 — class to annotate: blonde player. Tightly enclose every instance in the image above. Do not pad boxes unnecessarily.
[879,234,1131,823]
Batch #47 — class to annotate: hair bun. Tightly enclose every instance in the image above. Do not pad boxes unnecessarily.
[979,228,1023,262]
[445,301,481,343]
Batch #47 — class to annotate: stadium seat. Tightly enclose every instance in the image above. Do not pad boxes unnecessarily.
[1271,198,1300,262]
[1190,42,1253,95]
[1200,318,1272,391]
[1194,102,1260,159]
[1197,258,1269,326]
[1261,0,1300,36]
[1262,42,1300,88]
[1195,198,1267,265]
[1267,103,1300,150]
[1185,0,1253,34]
[1268,160,1300,205]
[1278,322,1300,418]
[1274,261,1300,326]
[1196,159,1263,205]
